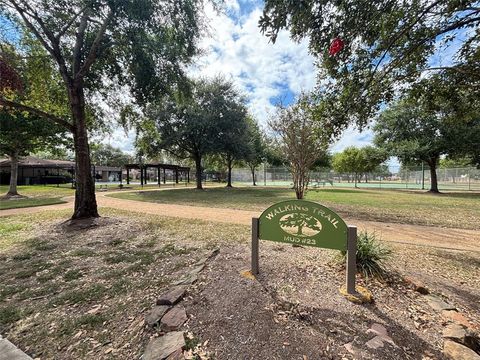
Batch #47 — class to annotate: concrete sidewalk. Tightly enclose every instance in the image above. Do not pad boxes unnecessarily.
[0,335,31,360]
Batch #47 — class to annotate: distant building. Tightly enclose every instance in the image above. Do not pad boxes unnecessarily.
[0,156,122,185]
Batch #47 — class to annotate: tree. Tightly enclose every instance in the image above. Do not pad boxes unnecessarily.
[137,78,245,190]
[0,110,67,197]
[90,143,133,168]
[374,90,480,192]
[244,118,265,186]
[263,136,287,167]
[361,146,388,182]
[259,1,479,133]
[213,87,249,188]
[269,95,329,199]
[279,213,321,237]
[332,147,365,187]
[0,0,205,219]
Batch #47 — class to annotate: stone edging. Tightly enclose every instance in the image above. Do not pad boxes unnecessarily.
[404,276,480,359]
[142,249,219,360]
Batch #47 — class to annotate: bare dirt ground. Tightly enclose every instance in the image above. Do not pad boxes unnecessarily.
[2,190,478,252]
[185,241,480,360]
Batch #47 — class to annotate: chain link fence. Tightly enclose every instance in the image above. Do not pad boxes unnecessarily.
[231,166,480,191]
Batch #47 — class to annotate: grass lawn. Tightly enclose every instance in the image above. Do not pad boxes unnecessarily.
[0,185,74,210]
[109,186,480,229]
[0,197,67,210]
[0,185,74,197]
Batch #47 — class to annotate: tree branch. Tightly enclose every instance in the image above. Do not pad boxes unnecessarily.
[0,97,74,131]
[55,6,88,40]
[8,0,72,86]
[75,11,113,80]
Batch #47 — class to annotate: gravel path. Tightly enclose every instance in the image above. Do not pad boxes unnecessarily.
[1,189,478,252]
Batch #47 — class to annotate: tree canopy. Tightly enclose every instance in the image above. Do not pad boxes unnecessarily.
[0,0,207,218]
[0,110,67,196]
[259,0,480,134]
[90,143,133,168]
[136,77,248,190]
[373,75,480,192]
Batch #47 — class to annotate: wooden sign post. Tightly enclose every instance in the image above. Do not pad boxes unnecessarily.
[251,200,358,295]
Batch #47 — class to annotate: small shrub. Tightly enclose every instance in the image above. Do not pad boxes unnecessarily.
[337,231,392,279]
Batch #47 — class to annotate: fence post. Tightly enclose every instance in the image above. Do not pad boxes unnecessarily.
[468,168,471,191]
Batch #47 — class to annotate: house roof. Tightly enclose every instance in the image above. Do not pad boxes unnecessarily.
[0,156,75,168]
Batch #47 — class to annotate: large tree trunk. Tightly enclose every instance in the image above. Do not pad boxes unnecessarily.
[226,157,233,187]
[194,154,203,190]
[7,151,20,197]
[70,85,99,219]
[427,158,439,193]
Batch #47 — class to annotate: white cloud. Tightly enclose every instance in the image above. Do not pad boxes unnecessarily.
[330,126,373,153]
[190,1,316,124]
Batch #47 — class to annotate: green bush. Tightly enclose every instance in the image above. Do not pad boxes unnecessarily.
[338,231,392,279]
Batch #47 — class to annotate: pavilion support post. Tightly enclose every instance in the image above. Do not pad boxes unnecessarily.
[126,168,130,185]
[144,167,148,185]
[119,170,122,185]
[140,167,144,187]
[157,167,161,187]
[187,170,190,183]
[175,169,179,184]
[163,168,166,184]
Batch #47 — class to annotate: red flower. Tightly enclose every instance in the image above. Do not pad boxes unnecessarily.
[329,37,344,56]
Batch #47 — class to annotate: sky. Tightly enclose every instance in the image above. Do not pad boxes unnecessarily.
[102,0,374,156]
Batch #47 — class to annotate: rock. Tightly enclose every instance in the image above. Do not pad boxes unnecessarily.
[442,310,473,329]
[365,323,396,349]
[443,340,480,360]
[157,286,186,306]
[343,341,358,355]
[425,295,456,311]
[161,306,188,331]
[173,274,198,286]
[404,276,429,295]
[144,332,185,360]
[145,306,170,327]
[166,348,185,360]
[443,324,467,342]
[189,264,205,275]
[365,336,384,349]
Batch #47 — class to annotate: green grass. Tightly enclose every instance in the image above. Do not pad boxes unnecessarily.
[0,197,67,210]
[108,186,480,229]
[0,185,74,197]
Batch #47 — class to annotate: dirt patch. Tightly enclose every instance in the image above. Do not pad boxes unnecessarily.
[185,242,480,359]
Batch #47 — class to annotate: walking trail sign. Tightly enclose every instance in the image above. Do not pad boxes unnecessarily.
[251,200,358,295]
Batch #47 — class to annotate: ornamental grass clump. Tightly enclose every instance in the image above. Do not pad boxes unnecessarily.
[338,231,392,279]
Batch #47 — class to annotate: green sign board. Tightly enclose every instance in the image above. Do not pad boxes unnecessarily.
[258,200,348,250]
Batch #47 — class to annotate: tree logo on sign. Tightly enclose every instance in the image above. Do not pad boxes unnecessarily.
[279,213,322,237]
